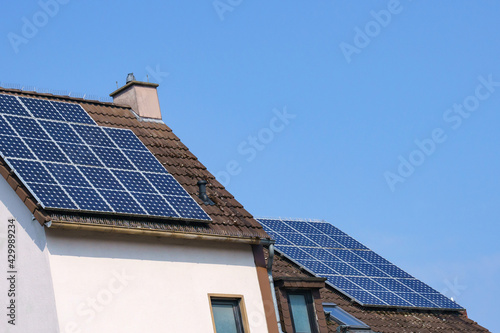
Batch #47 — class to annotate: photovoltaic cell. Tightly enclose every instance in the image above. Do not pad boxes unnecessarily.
[6,159,55,184]
[98,189,146,215]
[0,93,211,221]
[44,163,90,187]
[5,116,49,140]
[103,127,148,151]
[40,120,83,144]
[91,147,135,170]
[257,218,463,310]
[19,97,64,121]
[25,139,69,163]
[0,117,16,136]
[78,166,124,190]
[72,125,114,147]
[112,170,155,193]
[64,187,112,212]
[143,173,188,196]
[51,101,96,125]
[0,136,35,159]
[0,94,30,116]
[123,149,167,173]
[163,195,210,220]
[61,144,103,167]
[132,193,178,217]
[28,183,77,209]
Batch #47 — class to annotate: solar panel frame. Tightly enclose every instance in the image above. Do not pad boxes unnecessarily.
[257,218,464,311]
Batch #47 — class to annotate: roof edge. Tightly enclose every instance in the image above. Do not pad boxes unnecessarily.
[49,220,269,245]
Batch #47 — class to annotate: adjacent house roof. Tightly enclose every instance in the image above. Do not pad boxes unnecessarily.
[0,87,269,242]
[271,252,489,333]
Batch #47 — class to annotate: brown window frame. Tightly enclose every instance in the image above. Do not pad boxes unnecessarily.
[287,290,319,333]
[208,294,250,333]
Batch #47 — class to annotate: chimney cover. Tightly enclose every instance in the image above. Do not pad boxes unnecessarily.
[126,73,136,83]
[197,180,215,206]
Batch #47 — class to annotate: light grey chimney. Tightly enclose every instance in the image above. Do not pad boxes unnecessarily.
[110,73,162,119]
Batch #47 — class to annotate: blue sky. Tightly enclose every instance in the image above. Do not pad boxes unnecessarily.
[2,1,499,330]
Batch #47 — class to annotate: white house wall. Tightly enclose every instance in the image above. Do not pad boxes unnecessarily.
[46,229,269,333]
[0,178,60,333]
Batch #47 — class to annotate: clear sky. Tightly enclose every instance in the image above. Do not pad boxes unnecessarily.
[2,1,499,331]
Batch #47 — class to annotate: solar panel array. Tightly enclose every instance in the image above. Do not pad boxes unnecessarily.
[257,218,463,310]
[0,93,210,221]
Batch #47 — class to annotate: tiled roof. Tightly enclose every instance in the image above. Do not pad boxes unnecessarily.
[0,87,269,241]
[269,251,489,333]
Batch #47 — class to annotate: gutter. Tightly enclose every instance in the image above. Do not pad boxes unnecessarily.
[49,221,268,245]
[267,243,284,333]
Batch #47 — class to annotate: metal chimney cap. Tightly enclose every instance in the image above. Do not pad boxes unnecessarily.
[126,73,136,83]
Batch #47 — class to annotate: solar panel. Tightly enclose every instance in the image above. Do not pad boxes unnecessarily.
[257,218,463,310]
[0,93,211,221]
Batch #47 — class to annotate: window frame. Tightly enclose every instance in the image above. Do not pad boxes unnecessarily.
[208,294,249,333]
[322,302,371,330]
[286,290,319,333]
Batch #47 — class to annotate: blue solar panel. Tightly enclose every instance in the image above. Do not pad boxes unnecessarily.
[305,234,344,249]
[72,125,114,147]
[0,136,35,159]
[24,139,69,163]
[4,116,49,140]
[44,163,90,187]
[103,127,148,151]
[0,116,17,136]
[349,263,389,277]
[91,147,135,170]
[326,262,363,276]
[40,120,83,144]
[143,173,188,196]
[19,97,64,121]
[51,101,96,125]
[123,149,167,173]
[163,195,210,220]
[375,278,413,292]
[64,187,112,212]
[98,189,146,215]
[346,290,388,306]
[0,94,211,221]
[6,159,56,184]
[0,95,30,116]
[257,218,464,310]
[60,144,103,167]
[371,291,411,307]
[280,232,317,247]
[78,166,124,190]
[112,170,155,193]
[132,193,178,217]
[28,183,77,209]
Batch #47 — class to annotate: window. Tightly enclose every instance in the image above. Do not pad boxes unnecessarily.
[323,303,371,331]
[287,291,318,333]
[209,296,248,333]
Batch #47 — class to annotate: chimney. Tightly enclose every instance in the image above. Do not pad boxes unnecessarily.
[110,73,162,119]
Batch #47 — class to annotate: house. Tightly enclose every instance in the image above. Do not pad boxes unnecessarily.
[0,76,489,333]
[0,77,281,333]
[257,218,489,333]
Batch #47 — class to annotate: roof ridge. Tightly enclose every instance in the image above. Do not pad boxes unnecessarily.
[0,86,129,109]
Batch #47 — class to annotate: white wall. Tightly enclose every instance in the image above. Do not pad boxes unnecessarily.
[0,178,60,333]
[46,229,269,333]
